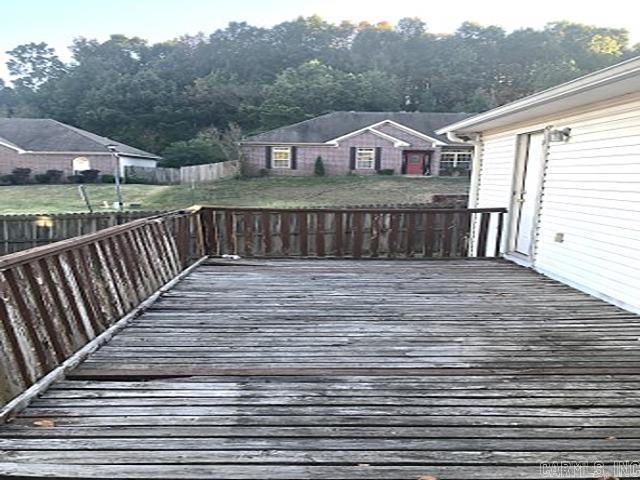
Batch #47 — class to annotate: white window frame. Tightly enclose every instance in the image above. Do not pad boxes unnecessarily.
[355,147,375,169]
[440,150,472,168]
[271,146,291,169]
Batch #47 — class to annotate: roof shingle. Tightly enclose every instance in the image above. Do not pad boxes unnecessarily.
[0,118,160,158]
[242,111,474,145]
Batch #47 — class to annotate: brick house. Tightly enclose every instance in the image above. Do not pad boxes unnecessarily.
[241,112,474,177]
[0,118,159,179]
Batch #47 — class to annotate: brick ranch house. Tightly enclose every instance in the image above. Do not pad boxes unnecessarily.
[0,118,159,179]
[240,111,475,176]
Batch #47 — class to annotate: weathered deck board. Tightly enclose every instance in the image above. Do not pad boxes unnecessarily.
[1,259,640,479]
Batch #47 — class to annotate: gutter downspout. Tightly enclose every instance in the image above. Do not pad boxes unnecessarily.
[445,132,482,209]
[446,131,484,256]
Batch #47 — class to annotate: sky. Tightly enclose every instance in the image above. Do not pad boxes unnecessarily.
[1,0,639,82]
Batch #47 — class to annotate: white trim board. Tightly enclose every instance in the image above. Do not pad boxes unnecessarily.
[371,120,447,146]
[327,125,410,147]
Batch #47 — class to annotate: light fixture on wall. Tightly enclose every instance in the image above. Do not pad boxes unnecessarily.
[548,127,571,143]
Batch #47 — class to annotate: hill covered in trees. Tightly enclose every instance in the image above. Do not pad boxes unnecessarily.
[0,16,635,165]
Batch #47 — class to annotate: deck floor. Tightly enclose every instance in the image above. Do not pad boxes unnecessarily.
[2,259,640,479]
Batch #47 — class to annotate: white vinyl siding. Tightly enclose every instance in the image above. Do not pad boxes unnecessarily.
[473,94,640,313]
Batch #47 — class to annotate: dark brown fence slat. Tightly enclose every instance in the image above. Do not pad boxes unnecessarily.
[405,213,416,257]
[37,257,76,354]
[0,284,31,387]
[298,212,308,257]
[50,255,91,345]
[315,213,325,257]
[388,213,399,257]
[476,212,491,257]
[21,263,67,363]
[442,213,454,258]
[261,212,271,255]
[280,212,290,256]
[352,212,364,259]
[243,213,253,257]
[370,213,380,258]
[423,212,434,257]
[334,212,343,257]
[224,211,235,255]
[2,269,53,373]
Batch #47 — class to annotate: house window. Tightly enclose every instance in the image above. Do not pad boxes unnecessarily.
[72,157,91,172]
[271,147,291,168]
[355,148,375,169]
[439,150,472,175]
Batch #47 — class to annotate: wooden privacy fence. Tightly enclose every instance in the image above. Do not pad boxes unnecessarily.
[0,211,163,256]
[124,160,240,185]
[0,210,203,406]
[199,206,507,259]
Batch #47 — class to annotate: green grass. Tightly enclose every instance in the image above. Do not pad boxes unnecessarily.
[0,176,470,214]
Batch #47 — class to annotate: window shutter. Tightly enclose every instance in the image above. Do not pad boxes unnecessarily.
[265,146,272,169]
[291,146,297,170]
[374,147,382,171]
[349,147,356,170]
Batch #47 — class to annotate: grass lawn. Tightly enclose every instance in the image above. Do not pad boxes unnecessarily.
[0,176,469,214]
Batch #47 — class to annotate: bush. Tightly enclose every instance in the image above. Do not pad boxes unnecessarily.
[100,174,115,183]
[314,156,325,176]
[35,169,64,184]
[67,174,82,184]
[258,168,269,177]
[79,169,101,183]
[9,168,31,185]
[377,169,394,175]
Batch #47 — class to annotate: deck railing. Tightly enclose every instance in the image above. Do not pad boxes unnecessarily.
[0,205,506,409]
[199,206,507,259]
[0,209,203,407]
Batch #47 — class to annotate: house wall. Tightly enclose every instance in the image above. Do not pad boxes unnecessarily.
[0,146,118,178]
[241,129,457,177]
[243,131,407,176]
[472,92,640,313]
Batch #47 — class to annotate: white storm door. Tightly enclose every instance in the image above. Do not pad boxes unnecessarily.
[514,132,545,257]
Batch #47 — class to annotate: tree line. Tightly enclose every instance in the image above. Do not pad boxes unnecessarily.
[0,16,636,166]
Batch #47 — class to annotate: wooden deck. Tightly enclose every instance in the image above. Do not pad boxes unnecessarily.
[2,259,640,479]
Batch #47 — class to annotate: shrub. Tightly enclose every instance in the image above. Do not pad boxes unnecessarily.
[100,174,115,183]
[314,156,325,176]
[79,169,101,183]
[46,169,64,183]
[10,168,31,185]
[35,169,64,184]
[377,169,394,175]
[258,168,269,177]
[67,174,82,184]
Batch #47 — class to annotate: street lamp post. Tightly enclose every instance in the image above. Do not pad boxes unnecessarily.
[107,145,124,212]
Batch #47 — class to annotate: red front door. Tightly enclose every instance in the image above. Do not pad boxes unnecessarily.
[405,152,426,175]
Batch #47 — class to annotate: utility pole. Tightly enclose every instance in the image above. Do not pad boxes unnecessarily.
[107,145,124,212]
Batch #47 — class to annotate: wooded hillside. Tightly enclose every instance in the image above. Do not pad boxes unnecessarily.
[0,17,635,165]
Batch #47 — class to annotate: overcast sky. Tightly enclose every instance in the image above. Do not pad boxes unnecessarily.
[1,0,639,82]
